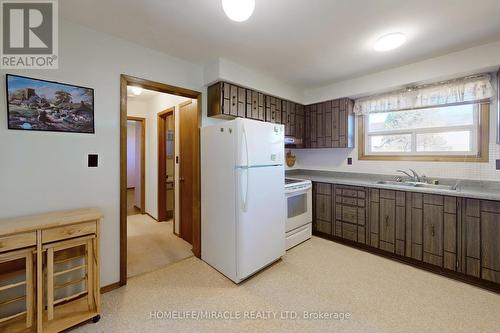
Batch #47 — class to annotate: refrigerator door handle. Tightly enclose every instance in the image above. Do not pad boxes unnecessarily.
[242,123,250,167]
[241,168,249,212]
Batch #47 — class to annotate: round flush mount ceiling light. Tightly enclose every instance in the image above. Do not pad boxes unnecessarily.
[222,0,255,22]
[374,32,406,52]
[131,86,143,96]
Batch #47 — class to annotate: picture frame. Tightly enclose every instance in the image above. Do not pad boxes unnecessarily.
[6,74,95,134]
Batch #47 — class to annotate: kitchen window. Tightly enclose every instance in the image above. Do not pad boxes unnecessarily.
[359,102,490,162]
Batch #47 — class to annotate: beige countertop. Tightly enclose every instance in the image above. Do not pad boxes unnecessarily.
[286,169,500,201]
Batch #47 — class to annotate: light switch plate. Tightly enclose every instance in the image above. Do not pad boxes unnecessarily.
[88,154,98,167]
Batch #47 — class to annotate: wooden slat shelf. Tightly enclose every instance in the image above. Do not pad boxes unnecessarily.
[0,295,25,307]
[53,255,84,266]
[54,277,85,290]
[53,265,86,277]
[0,310,27,324]
[53,291,87,306]
[0,280,26,292]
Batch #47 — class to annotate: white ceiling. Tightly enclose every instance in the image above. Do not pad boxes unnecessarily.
[61,0,500,88]
[126,86,160,101]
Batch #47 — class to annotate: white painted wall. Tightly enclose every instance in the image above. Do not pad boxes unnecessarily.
[0,19,205,287]
[134,121,142,208]
[126,121,137,188]
[204,57,304,103]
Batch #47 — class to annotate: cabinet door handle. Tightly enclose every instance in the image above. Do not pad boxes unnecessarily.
[431,225,435,237]
[385,215,389,227]
[232,95,236,106]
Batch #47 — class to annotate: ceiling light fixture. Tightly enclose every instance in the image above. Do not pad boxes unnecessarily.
[131,86,143,96]
[222,0,255,22]
[374,32,406,52]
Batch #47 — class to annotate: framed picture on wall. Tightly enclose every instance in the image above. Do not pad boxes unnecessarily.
[6,74,95,133]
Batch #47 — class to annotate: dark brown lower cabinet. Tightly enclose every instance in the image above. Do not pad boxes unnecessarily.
[465,199,500,283]
[334,186,367,244]
[312,183,333,235]
[311,181,500,292]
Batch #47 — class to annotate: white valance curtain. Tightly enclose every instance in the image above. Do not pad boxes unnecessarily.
[353,74,494,115]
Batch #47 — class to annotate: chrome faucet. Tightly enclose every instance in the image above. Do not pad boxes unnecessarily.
[397,170,414,181]
[396,169,421,182]
[409,169,421,182]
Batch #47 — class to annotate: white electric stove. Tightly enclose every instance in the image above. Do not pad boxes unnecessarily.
[284,178,312,250]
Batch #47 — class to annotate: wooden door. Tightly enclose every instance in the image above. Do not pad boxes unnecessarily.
[165,113,175,219]
[265,95,271,122]
[221,82,231,117]
[309,104,317,147]
[313,183,332,235]
[332,99,340,147]
[480,200,500,283]
[247,90,265,121]
[423,203,444,267]
[316,102,325,147]
[179,100,198,244]
[295,104,304,141]
[157,111,171,222]
[379,193,395,252]
[443,197,458,271]
[324,100,332,148]
[304,105,311,147]
[237,87,246,117]
[246,89,254,119]
[229,84,238,117]
[282,101,291,135]
[275,98,282,124]
[339,98,347,147]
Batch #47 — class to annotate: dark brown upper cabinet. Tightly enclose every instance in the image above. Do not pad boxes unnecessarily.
[304,98,355,148]
[208,82,246,118]
[246,89,265,121]
[207,81,352,149]
[265,96,282,124]
[295,104,305,142]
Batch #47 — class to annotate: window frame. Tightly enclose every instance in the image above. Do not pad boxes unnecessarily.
[358,102,490,162]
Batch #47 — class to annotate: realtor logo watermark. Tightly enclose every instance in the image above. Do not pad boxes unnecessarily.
[1,0,58,68]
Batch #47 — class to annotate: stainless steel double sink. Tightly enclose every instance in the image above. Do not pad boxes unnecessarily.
[376,180,458,192]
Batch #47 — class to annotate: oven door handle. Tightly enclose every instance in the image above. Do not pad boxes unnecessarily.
[285,187,311,197]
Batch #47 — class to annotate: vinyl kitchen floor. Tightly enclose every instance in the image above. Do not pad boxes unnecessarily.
[75,237,499,332]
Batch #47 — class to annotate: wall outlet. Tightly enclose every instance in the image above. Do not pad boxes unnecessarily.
[496,159,500,170]
[347,157,352,165]
[88,154,98,167]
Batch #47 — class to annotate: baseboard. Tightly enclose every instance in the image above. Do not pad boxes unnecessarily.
[146,212,158,221]
[100,282,121,294]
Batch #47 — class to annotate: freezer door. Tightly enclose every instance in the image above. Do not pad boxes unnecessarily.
[235,118,284,168]
[236,165,286,280]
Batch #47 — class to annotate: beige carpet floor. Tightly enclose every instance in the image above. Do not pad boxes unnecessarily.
[127,214,193,278]
[127,188,141,216]
[76,236,499,332]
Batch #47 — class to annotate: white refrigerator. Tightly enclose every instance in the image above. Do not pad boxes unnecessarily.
[201,118,285,283]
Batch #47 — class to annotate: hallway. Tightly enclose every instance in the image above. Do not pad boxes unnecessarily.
[127,214,192,278]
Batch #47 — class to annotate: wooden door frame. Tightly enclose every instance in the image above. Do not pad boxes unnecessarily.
[157,107,175,225]
[126,116,146,215]
[120,74,202,286]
